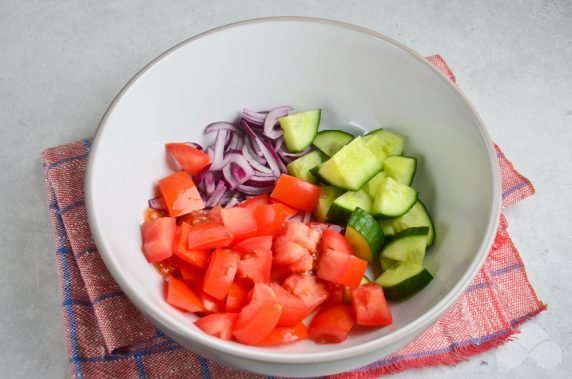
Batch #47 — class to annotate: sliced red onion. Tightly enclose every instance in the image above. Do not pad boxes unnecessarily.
[261,139,288,174]
[206,181,227,208]
[278,146,314,160]
[228,133,244,151]
[204,121,242,135]
[206,146,214,161]
[210,129,228,170]
[302,212,312,224]
[274,136,284,152]
[184,142,204,151]
[287,212,304,222]
[203,171,216,195]
[148,197,166,210]
[242,144,272,174]
[246,175,278,187]
[236,184,274,196]
[224,193,242,208]
[221,153,255,190]
[263,106,292,139]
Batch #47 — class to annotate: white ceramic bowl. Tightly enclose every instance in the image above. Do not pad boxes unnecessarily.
[86,17,501,377]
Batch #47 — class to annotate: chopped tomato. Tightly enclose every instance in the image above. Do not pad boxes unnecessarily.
[141,217,176,263]
[208,205,223,224]
[173,223,210,269]
[256,322,309,346]
[144,207,166,222]
[237,247,272,284]
[166,276,204,313]
[269,283,310,327]
[308,222,344,234]
[309,304,354,344]
[177,209,209,225]
[220,207,258,241]
[273,222,320,267]
[288,253,314,273]
[194,313,238,340]
[282,222,320,252]
[239,194,269,209]
[270,264,293,283]
[233,236,273,254]
[321,229,353,255]
[250,283,277,302]
[324,283,353,306]
[273,236,308,265]
[179,262,204,288]
[317,249,368,289]
[153,256,180,279]
[271,174,321,212]
[200,290,225,314]
[283,273,329,312]
[225,281,250,312]
[254,204,288,236]
[203,249,239,300]
[187,222,234,250]
[268,198,299,218]
[166,143,211,176]
[352,283,392,327]
[233,300,282,345]
[158,171,205,217]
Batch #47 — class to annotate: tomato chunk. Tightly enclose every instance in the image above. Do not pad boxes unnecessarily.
[256,322,309,346]
[233,300,282,345]
[141,217,176,263]
[166,276,204,313]
[309,304,354,344]
[203,249,239,300]
[321,229,353,256]
[239,194,269,209]
[220,207,258,241]
[283,273,328,312]
[158,171,205,217]
[271,174,321,212]
[179,262,204,288]
[282,222,320,252]
[194,313,238,340]
[269,283,310,327]
[352,283,392,326]
[225,281,250,312]
[200,290,225,314]
[187,222,234,250]
[255,204,289,236]
[233,236,273,254]
[237,247,272,284]
[317,249,368,289]
[173,223,210,269]
[166,143,211,176]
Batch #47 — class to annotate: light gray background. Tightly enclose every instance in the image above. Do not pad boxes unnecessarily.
[1,0,570,378]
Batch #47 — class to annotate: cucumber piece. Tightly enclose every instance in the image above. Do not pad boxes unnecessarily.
[362,171,387,199]
[377,201,435,246]
[314,186,345,222]
[327,190,371,225]
[380,257,396,272]
[371,177,418,218]
[364,135,388,164]
[278,110,321,153]
[364,128,404,157]
[380,227,429,265]
[317,136,383,190]
[383,156,417,185]
[312,130,354,157]
[345,207,384,263]
[287,150,327,184]
[375,261,433,300]
[360,275,371,285]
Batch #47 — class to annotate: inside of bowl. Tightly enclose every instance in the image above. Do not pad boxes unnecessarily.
[88,19,498,357]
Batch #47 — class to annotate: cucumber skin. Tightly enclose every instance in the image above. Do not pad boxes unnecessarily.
[326,190,371,225]
[346,207,384,262]
[378,201,436,246]
[312,130,354,157]
[314,186,345,222]
[279,110,321,153]
[377,266,433,300]
[287,150,327,184]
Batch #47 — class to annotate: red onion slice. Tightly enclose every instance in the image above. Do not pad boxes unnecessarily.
[206,181,227,208]
[221,153,255,190]
[148,197,166,210]
[242,144,272,174]
[209,129,228,170]
[204,121,242,135]
[184,142,204,151]
[236,184,275,196]
[263,106,292,139]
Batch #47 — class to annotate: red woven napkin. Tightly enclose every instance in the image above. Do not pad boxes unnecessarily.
[42,56,544,379]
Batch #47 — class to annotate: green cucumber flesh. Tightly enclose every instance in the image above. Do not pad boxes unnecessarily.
[371,177,418,218]
[278,110,321,153]
[375,261,433,300]
[363,128,404,157]
[384,156,417,185]
[345,207,384,263]
[312,130,354,157]
[286,150,327,184]
[364,135,388,164]
[327,190,371,225]
[378,201,435,246]
[317,136,382,190]
[380,257,396,272]
[380,227,429,265]
[314,185,345,222]
[362,171,387,199]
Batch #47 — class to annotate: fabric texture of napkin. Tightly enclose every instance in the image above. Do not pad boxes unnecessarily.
[42,55,544,379]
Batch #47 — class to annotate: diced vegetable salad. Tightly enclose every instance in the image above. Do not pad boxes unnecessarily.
[141,107,436,346]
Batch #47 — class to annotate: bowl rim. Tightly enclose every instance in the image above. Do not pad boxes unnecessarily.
[86,16,501,364]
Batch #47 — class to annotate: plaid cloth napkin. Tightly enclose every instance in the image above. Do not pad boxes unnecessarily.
[42,56,545,379]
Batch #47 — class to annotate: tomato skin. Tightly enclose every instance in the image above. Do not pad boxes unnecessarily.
[321,229,353,256]
[239,194,269,209]
[254,204,288,236]
[268,199,299,219]
[233,300,282,345]
[158,171,205,217]
[187,222,234,250]
[271,175,321,212]
[202,249,239,300]
[269,283,311,327]
[220,207,258,241]
[165,143,211,176]
[309,303,354,344]
[141,217,176,263]
[256,322,309,346]
[173,222,210,269]
[166,276,204,313]
[352,283,393,326]
[317,249,368,289]
[283,273,329,312]
[194,313,238,340]
[225,281,250,312]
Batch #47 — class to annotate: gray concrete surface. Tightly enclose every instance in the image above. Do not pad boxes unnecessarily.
[1,0,571,377]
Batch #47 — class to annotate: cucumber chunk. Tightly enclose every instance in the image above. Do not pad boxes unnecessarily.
[377,201,435,246]
[375,261,433,300]
[327,190,371,225]
[364,128,404,157]
[278,110,321,153]
[317,136,382,190]
[345,207,384,263]
[383,156,417,185]
[362,171,387,199]
[312,130,354,157]
[287,150,327,184]
[380,227,429,265]
[314,185,345,222]
[371,177,418,218]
